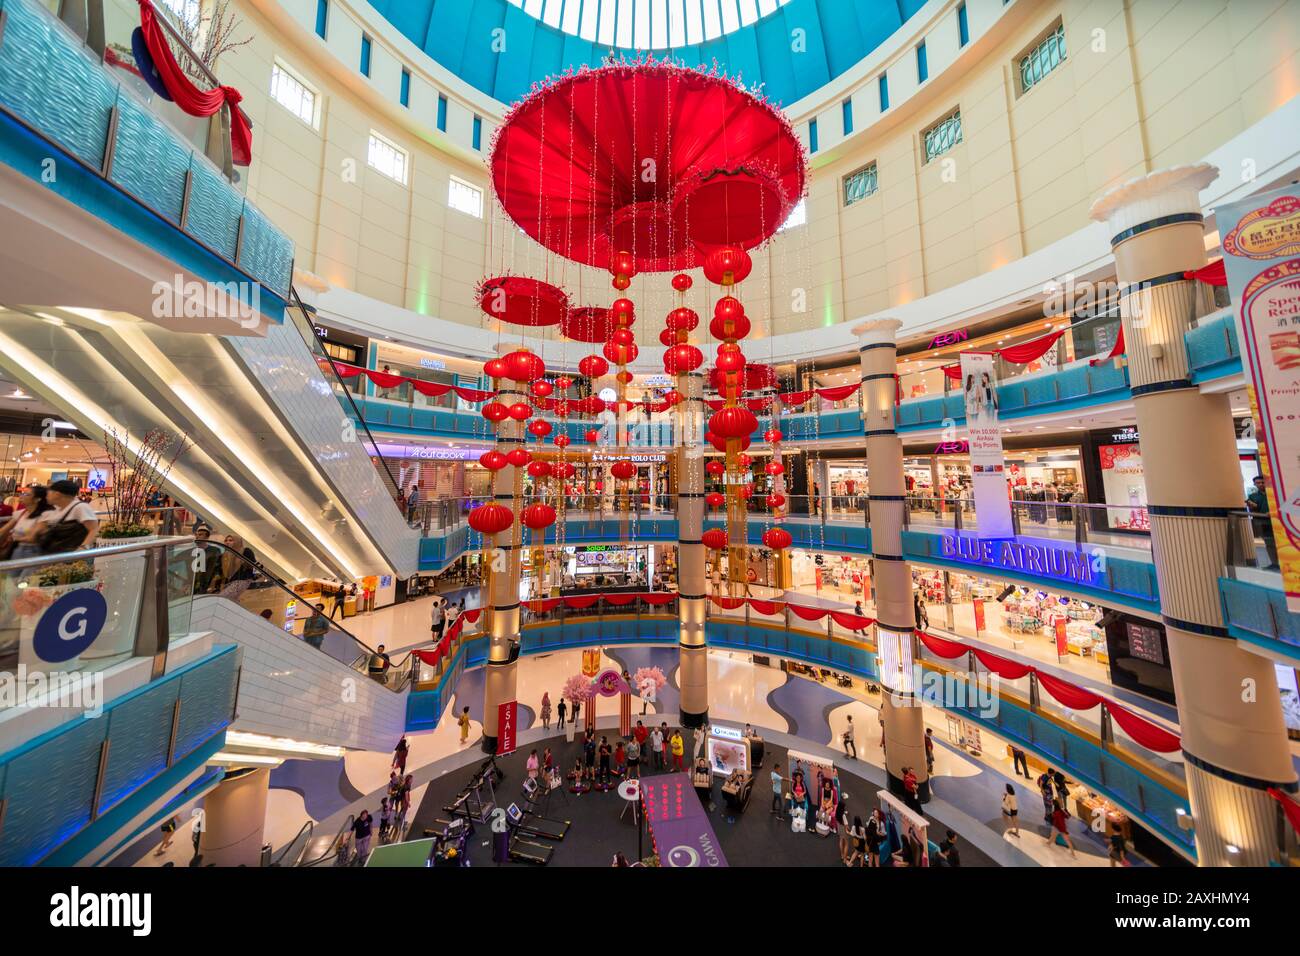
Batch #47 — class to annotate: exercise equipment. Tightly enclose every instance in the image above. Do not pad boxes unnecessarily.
[514,779,571,841]
[443,764,498,825]
[504,803,554,864]
[721,769,753,813]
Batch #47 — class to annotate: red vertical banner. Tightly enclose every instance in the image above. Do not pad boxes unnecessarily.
[620,692,631,738]
[1054,618,1068,659]
[973,599,986,632]
[497,700,517,756]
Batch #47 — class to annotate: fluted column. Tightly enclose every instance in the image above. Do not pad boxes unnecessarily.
[481,353,525,754]
[677,368,709,727]
[854,319,928,802]
[198,767,270,867]
[1090,165,1297,865]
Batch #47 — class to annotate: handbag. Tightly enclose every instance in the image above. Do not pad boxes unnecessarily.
[37,504,89,555]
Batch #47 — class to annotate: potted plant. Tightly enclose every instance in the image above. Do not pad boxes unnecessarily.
[99,426,190,541]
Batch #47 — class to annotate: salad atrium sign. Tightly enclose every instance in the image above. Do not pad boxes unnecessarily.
[941,533,1095,586]
[1219,185,1300,612]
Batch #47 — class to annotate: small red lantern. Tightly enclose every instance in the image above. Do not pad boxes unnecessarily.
[767,493,786,509]
[666,307,699,331]
[738,453,752,469]
[602,340,638,365]
[709,310,752,341]
[483,358,508,379]
[764,428,783,443]
[584,428,599,442]
[521,502,557,530]
[612,274,631,291]
[701,245,752,286]
[663,390,682,405]
[578,354,609,379]
[553,434,571,447]
[714,349,747,374]
[527,460,552,478]
[528,419,552,438]
[610,327,636,347]
[530,380,554,398]
[671,273,693,292]
[616,370,634,385]
[554,462,576,479]
[610,460,637,481]
[663,343,704,374]
[709,406,758,439]
[504,349,545,382]
[611,298,635,325]
[740,485,754,500]
[508,402,532,421]
[659,327,677,347]
[507,448,531,468]
[479,450,508,471]
[610,250,636,282]
[706,492,726,508]
[765,461,784,476]
[481,401,509,423]
[469,502,514,535]
[701,528,729,551]
[706,460,726,476]
[762,527,792,551]
[555,376,572,390]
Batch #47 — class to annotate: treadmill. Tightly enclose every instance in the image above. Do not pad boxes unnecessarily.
[518,778,571,841]
[505,803,553,864]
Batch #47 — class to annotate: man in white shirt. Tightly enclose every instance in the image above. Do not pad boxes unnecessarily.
[40,480,99,552]
[430,597,445,639]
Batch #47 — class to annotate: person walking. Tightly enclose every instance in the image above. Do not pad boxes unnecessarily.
[1049,799,1077,857]
[458,706,471,745]
[392,735,409,775]
[669,729,685,772]
[351,810,373,865]
[557,697,567,730]
[634,720,648,763]
[650,725,665,771]
[842,715,856,758]
[430,597,445,640]
[626,735,641,779]
[526,749,540,782]
[540,692,552,732]
[847,816,866,867]
[770,763,785,819]
[1011,745,1031,779]
[1001,784,1019,837]
[924,728,935,775]
[598,736,612,786]
[913,592,929,631]
[1038,771,1055,823]
[837,800,853,864]
[572,696,582,727]
[378,799,393,844]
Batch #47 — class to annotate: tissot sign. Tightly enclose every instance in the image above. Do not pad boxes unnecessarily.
[940,533,1094,586]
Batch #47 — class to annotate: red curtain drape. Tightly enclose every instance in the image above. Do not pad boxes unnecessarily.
[747,599,784,615]
[462,609,482,624]
[1184,259,1227,287]
[329,360,496,402]
[918,630,969,660]
[830,611,873,630]
[998,329,1065,365]
[412,648,441,665]
[973,648,1033,680]
[1268,788,1300,837]
[137,1,252,165]
[779,390,814,405]
[604,593,639,606]
[1035,670,1103,711]
[704,398,727,412]
[941,364,962,380]
[525,598,561,613]
[367,370,404,388]
[710,595,746,610]
[642,592,676,606]
[815,383,860,402]
[1107,703,1182,753]
[745,397,775,412]
[563,595,599,609]
[788,603,829,622]
[1089,326,1126,366]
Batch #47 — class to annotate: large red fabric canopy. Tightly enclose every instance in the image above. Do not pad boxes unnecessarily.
[490,60,806,272]
[478,275,568,327]
[561,306,611,343]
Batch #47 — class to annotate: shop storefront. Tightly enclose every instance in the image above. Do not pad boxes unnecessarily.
[1083,426,1148,533]
[902,440,1086,515]
[790,551,871,601]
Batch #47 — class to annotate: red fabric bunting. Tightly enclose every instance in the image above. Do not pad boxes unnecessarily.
[704,398,727,412]
[918,631,969,660]
[329,360,496,403]
[778,390,814,405]
[137,1,252,165]
[563,595,599,609]
[1184,258,1227,287]
[1089,326,1126,367]
[710,595,746,610]
[412,648,441,666]
[604,594,638,606]
[642,592,676,606]
[367,370,405,388]
[1035,670,1103,711]
[941,364,962,381]
[462,609,482,624]
[788,604,829,622]
[1107,703,1182,754]
[745,397,775,412]
[972,648,1034,680]
[747,599,785,615]
[830,611,873,631]
[998,330,1064,365]
[1268,788,1300,837]
[526,598,561,613]
[815,383,860,402]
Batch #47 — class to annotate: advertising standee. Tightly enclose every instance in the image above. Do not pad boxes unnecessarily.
[958,352,1014,538]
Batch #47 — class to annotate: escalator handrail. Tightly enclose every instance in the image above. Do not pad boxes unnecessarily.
[267,819,314,867]
[300,813,355,867]
[285,285,402,498]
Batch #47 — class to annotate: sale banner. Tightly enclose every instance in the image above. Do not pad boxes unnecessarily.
[1218,185,1300,611]
[1055,618,1068,659]
[496,700,517,756]
[973,598,986,632]
[958,352,1014,538]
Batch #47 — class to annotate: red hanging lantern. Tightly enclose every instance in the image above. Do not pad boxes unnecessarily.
[612,274,631,291]
[555,376,572,390]
[706,492,726,508]
[504,349,545,382]
[609,327,636,347]
[666,307,699,331]
[602,339,638,365]
[578,354,609,378]
[740,485,754,500]
[610,298,635,325]
[701,245,752,286]
[553,400,571,417]
[714,348,747,374]
[762,527,792,550]
[701,528,729,551]
[765,460,784,476]
[478,450,508,471]
[663,389,683,405]
[663,343,704,374]
[553,434,570,447]
[507,448,532,468]
[483,357,508,379]
[528,419,552,438]
[469,502,514,535]
[763,428,783,443]
[616,370,634,385]
[530,380,554,398]
[508,402,532,421]
[709,406,758,439]
[659,327,677,347]
[706,460,726,476]
[738,453,752,469]
[610,250,636,283]
[521,502,557,530]
[710,310,751,341]
[554,461,576,479]
[527,460,552,479]
[481,401,509,423]
[671,273,693,292]
[766,493,786,509]
[584,428,600,442]
[610,460,637,480]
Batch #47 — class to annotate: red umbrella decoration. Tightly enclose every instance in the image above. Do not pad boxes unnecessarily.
[489,59,806,272]
[477,275,569,326]
[561,306,610,343]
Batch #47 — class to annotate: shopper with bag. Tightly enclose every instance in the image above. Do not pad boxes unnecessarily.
[38,479,98,553]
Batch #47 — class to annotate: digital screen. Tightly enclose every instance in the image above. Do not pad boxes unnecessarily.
[1126,622,1165,665]
[707,738,749,777]
[506,803,523,824]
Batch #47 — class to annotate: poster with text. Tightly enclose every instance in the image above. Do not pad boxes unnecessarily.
[1219,185,1300,611]
[959,352,1014,538]
[496,700,517,756]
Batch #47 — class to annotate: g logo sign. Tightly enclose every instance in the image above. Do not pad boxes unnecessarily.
[33,588,108,663]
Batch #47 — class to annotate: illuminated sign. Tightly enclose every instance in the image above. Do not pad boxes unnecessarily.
[374,443,490,461]
[709,724,743,741]
[927,328,969,350]
[592,452,667,464]
[940,533,1094,585]
[418,357,447,370]
[933,441,969,455]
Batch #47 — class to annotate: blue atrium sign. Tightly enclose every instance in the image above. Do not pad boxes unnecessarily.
[940,533,1094,586]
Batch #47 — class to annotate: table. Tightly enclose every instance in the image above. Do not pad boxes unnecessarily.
[617,779,641,825]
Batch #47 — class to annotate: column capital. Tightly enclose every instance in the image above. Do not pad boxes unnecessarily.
[1089,163,1218,243]
[851,318,904,345]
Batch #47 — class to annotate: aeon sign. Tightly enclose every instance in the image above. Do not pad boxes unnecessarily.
[927,328,969,350]
[33,588,108,663]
